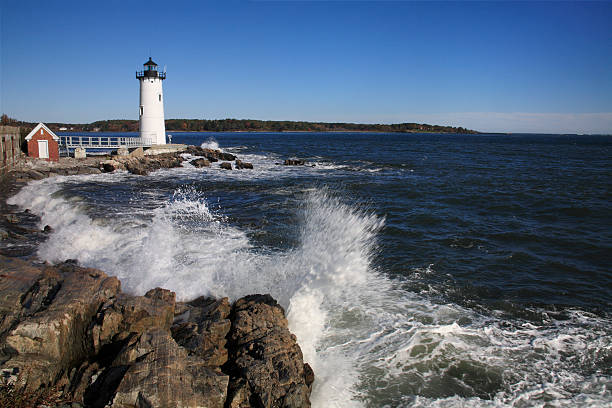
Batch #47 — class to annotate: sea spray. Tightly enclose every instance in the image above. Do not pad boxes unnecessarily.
[201,137,222,152]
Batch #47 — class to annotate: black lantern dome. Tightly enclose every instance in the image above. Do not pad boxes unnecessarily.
[136,57,166,80]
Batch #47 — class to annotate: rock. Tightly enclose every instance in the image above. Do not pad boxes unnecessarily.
[27,169,47,180]
[91,287,176,353]
[225,294,313,408]
[122,153,184,175]
[129,147,144,157]
[0,228,8,240]
[190,158,211,168]
[184,146,236,162]
[100,160,125,173]
[124,160,149,176]
[0,256,312,407]
[217,152,237,161]
[171,296,231,367]
[43,225,53,233]
[77,166,101,175]
[110,328,229,408]
[283,159,305,166]
[220,162,233,170]
[0,257,121,391]
[235,160,253,170]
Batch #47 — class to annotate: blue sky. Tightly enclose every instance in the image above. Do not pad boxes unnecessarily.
[1,0,611,133]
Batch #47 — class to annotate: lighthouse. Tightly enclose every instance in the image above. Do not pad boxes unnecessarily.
[136,57,166,145]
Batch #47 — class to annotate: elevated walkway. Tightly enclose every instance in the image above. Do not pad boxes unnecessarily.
[60,136,152,149]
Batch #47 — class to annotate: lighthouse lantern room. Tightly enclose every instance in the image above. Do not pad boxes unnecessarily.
[136,57,167,145]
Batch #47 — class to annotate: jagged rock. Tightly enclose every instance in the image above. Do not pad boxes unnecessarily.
[190,158,211,168]
[235,160,253,170]
[92,287,175,354]
[124,160,149,176]
[283,159,305,166]
[101,160,125,173]
[172,296,231,367]
[225,294,313,408]
[0,257,313,407]
[110,328,228,408]
[0,257,121,391]
[220,162,233,170]
[226,377,253,408]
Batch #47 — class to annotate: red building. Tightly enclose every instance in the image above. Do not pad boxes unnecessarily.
[26,123,60,161]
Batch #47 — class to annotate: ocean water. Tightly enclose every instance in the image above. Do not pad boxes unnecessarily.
[8,132,612,407]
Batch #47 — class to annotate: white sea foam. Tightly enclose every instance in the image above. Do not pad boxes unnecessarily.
[7,172,612,407]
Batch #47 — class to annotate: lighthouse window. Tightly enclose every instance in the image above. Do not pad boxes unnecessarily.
[140,106,143,116]
[159,94,162,102]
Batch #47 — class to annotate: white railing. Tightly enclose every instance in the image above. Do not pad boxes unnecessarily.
[60,136,153,149]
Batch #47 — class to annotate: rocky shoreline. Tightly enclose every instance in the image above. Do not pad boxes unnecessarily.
[0,147,314,407]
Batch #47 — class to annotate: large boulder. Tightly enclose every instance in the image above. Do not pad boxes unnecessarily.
[220,162,233,170]
[225,294,314,408]
[0,257,121,390]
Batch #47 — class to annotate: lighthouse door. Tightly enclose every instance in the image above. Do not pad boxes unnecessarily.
[38,140,49,159]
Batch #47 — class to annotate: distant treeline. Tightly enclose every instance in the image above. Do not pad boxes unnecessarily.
[3,115,477,134]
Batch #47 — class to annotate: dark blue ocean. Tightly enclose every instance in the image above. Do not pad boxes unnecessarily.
[10,132,612,407]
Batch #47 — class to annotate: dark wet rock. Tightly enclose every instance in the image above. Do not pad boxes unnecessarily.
[220,162,233,170]
[235,160,254,170]
[43,225,53,233]
[190,158,211,168]
[217,152,237,161]
[283,159,305,166]
[225,294,313,408]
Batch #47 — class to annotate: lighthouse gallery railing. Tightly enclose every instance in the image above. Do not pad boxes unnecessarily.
[60,136,153,149]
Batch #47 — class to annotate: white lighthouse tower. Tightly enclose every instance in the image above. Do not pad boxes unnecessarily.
[136,57,166,145]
